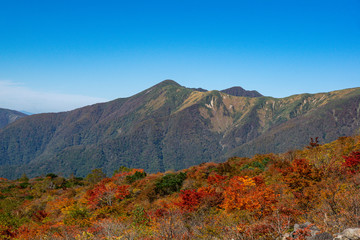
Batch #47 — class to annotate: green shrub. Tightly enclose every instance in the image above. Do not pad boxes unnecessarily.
[64,177,84,188]
[19,173,29,182]
[240,157,271,171]
[126,171,147,184]
[85,168,106,184]
[24,195,34,200]
[0,212,27,228]
[19,182,30,189]
[155,172,186,196]
[69,206,90,220]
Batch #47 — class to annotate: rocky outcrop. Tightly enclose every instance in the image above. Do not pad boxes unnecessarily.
[283,223,360,240]
[334,228,360,240]
[283,222,322,239]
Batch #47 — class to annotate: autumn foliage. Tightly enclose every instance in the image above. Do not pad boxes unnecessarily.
[222,176,277,218]
[86,179,130,209]
[0,135,360,239]
[342,151,360,174]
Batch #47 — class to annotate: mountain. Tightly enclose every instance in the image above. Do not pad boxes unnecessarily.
[190,86,263,97]
[0,80,359,179]
[220,86,262,97]
[0,108,27,129]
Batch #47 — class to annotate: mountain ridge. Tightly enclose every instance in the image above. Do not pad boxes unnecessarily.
[189,83,263,98]
[0,80,359,179]
[220,86,262,97]
[0,108,27,129]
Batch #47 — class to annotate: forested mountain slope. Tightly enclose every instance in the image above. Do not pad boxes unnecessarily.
[0,80,359,179]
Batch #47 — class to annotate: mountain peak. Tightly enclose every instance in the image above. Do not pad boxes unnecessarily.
[221,86,263,97]
[157,79,181,87]
[152,80,262,98]
[139,80,182,97]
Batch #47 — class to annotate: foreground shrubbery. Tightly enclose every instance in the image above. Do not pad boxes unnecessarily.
[0,135,360,239]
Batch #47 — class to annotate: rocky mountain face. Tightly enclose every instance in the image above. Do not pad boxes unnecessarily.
[0,108,27,129]
[0,80,359,179]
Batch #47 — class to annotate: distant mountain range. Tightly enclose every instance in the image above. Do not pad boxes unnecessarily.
[0,108,27,129]
[0,80,359,179]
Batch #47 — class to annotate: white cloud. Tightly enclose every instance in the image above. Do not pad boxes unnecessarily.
[0,80,109,114]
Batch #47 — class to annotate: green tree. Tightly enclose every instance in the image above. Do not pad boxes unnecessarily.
[85,168,106,185]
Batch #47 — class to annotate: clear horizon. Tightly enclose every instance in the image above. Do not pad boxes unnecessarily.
[1,0,359,113]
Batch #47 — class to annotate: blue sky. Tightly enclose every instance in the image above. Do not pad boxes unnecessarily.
[0,0,359,113]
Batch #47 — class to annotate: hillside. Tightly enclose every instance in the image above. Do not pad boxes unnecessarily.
[0,108,27,129]
[0,135,360,239]
[0,80,359,179]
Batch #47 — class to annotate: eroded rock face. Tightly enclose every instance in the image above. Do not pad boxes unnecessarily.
[334,228,360,240]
